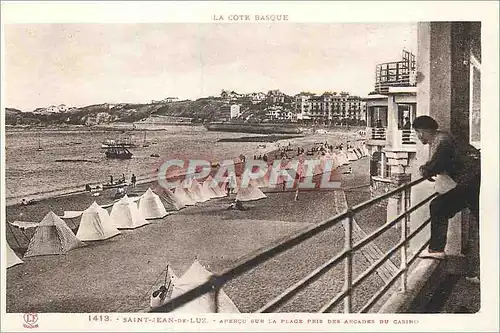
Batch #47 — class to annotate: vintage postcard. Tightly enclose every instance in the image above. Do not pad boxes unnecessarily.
[1,1,498,332]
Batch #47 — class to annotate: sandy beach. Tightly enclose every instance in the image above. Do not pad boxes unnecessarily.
[6,157,394,314]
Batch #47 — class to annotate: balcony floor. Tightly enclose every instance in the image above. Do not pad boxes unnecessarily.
[424,274,481,313]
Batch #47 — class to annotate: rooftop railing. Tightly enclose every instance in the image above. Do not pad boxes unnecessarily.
[369,127,387,141]
[150,176,437,313]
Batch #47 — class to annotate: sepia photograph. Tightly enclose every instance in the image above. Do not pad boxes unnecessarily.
[1,1,498,332]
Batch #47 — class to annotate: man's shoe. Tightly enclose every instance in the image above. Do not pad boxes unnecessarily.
[465,276,480,284]
[419,248,446,260]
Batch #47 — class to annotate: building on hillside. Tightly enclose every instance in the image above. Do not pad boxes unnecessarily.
[294,91,365,125]
[266,90,286,104]
[47,104,68,113]
[221,90,244,102]
[264,105,296,122]
[247,92,267,104]
[375,50,417,94]
[164,97,178,103]
[216,104,241,121]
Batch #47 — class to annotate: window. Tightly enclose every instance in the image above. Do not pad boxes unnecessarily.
[397,104,416,129]
[469,53,481,149]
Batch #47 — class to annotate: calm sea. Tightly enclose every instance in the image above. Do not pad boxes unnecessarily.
[4,125,281,205]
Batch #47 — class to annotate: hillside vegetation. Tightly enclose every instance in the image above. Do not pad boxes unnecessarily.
[5,98,233,126]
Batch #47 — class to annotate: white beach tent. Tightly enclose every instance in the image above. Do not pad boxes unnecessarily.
[202,176,226,198]
[169,260,240,313]
[24,211,85,258]
[337,152,349,165]
[362,145,369,157]
[189,179,210,202]
[153,186,186,211]
[181,179,202,203]
[6,243,23,268]
[139,188,169,219]
[347,149,358,161]
[173,185,197,206]
[236,182,267,202]
[355,147,364,158]
[110,195,150,229]
[251,174,269,188]
[150,265,179,309]
[76,202,121,241]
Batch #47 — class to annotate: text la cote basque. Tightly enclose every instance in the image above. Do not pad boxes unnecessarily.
[213,14,289,21]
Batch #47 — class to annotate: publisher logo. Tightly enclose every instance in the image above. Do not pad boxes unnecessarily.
[23,313,39,329]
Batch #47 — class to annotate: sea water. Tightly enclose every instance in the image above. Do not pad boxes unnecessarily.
[4,125,274,204]
[5,124,353,205]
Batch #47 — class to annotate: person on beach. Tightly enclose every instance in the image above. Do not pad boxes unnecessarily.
[413,116,481,283]
[228,199,246,211]
[131,174,137,188]
[109,175,114,185]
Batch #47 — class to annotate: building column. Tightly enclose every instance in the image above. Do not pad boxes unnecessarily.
[386,153,411,227]
[410,22,471,256]
[387,95,398,149]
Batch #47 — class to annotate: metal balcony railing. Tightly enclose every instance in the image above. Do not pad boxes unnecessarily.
[150,177,438,313]
[402,129,417,144]
[370,127,387,141]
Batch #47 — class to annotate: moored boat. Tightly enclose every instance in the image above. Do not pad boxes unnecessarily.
[104,147,133,159]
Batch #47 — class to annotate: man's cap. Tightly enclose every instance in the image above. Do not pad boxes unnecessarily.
[412,116,439,130]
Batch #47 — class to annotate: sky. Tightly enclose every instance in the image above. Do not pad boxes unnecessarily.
[4,23,417,111]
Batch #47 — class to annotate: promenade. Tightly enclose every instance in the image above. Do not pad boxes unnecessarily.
[6,156,389,313]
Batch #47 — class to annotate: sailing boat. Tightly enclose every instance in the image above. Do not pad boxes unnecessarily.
[142,131,151,147]
[37,136,44,151]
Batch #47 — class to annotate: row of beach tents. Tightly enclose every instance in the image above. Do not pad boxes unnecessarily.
[6,175,268,267]
[6,146,369,268]
[5,145,368,312]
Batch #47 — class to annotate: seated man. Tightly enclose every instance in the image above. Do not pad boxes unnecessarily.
[413,116,480,282]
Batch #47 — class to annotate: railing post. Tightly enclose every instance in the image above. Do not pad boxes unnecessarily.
[343,209,353,313]
[212,276,220,313]
[400,186,411,292]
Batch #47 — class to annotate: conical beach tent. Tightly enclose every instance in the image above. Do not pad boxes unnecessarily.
[189,179,210,202]
[173,185,197,206]
[76,202,121,241]
[153,186,185,211]
[355,147,364,158]
[362,145,369,156]
[6,243,23,268]
[139,188,169,219]
[110,195,150,229]
[236,182,267,202]
[24,211,85,258]
[150,265,179,309]
[202,176,226,198]
[338,152,349,165]
[181,179,202,203]
[347,149,358,161]
[169,260,240,313]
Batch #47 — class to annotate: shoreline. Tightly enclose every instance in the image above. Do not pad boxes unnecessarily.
[5,129,362,205]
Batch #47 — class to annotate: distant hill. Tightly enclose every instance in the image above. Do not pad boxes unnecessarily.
[5,95,296,126]
[4,99,229,126]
